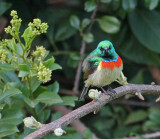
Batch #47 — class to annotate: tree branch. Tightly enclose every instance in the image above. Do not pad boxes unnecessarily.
[73,6,98,94]
[51,106,99,139]
[24,84,160,139]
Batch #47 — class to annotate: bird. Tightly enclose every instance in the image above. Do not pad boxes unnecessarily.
[79,40,123,100]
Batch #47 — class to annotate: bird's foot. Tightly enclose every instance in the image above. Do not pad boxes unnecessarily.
[101,86,116,97]
[108,85,117,95]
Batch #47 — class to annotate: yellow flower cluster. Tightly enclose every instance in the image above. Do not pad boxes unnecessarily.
[28,19,48,35]
[5,10,22,35]
[37,63,51,83]
[0,48,8,63]
[32,46,47,61]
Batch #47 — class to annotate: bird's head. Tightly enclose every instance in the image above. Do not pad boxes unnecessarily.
[97,40,116,59]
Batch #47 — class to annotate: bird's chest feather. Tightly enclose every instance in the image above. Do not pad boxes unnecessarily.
[85,56,123,87]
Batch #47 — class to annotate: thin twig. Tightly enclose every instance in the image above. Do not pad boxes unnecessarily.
[51,106,99,139]
[25,84,160,139]
[73,6,98,94]
[119,131,160,139]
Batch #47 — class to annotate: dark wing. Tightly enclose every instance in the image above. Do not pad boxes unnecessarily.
[82,55,98,80]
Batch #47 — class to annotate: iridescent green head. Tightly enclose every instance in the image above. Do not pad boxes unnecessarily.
[97,40,117,59]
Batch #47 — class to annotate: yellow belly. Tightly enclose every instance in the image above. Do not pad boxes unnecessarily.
[85,64,123,87]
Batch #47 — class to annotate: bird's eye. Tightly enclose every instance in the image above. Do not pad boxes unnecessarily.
[108,46,111,50]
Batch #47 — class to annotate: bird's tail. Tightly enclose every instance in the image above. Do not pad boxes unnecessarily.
[79,86,89,101]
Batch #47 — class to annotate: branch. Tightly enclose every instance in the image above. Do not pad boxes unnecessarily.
[24,84,160,139]
[73,6,98,94]
[119,131,160,139]
[51,106,99,139]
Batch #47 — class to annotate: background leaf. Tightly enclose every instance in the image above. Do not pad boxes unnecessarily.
[128,9,160,53]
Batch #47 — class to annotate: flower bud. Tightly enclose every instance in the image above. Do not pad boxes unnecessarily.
[88,89,101,100]
[23,116,42,129]
[54,128,66,136]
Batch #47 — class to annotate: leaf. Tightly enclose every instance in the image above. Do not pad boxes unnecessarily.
[70,15,80,30]
[0,124,18,137]
[48,81,59,93]
[55,21,77,41]
[0,71,20,83]
[125,110,147,125]
[97,16,121,34]
[30,77,41,92]
[0,88,22,102]
[43,57,55,69]
[118,31,160,66]
[145,0,159,10]
[35,91,62,105]
[84,129,93,139]
[51,112,62,121]
[0,1,11,16]
[18,64,30,77]
[0,102,23,125]
[84,0,97,12]
[129,70,144,84]
[50,63,62,71]
[0,63,15,71]
[82,18,90,29]
[56,96,78,107]
[122,0,137,11]
[128,9,160,53]
[83,33,94,43]
[38,109,51,123]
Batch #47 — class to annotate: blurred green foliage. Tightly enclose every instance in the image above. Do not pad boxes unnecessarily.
[0,0,160,138]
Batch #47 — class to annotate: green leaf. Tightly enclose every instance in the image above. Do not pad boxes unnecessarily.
[0,63,15,71]
[56,96,78,107]
[51,112,62,121]
[84,0,97,12]
[0,1,11,16]
[50,63,62,71]
[145,0,159,10]
[67,53,80,68]
[0,124,18,137]
[22,27,35,48]
[84,129,93,139]
[55,21,77,41]
[0,71,20,83]
[129,70,144,84]
[43,57,55,69]
[100,0,112,3]
[48,81,59,93]
[122,0,137,11]
[128,9,160,53]
[97,16,121,34]
[38,109,51,123]
[125,110,147,125]
[18,64,30,77]
[0,88,22,102]
[30,77,41,92]
[83,33,94,43]
[118,31,160,66]
[18,64,30,72]
[70,15,80,30]
[0,102,24,125]
[35,91,62,105]
[23,96,37,108]
[82,18,90,29]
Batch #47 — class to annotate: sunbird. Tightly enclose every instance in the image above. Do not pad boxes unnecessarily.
[79,40,123,100]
